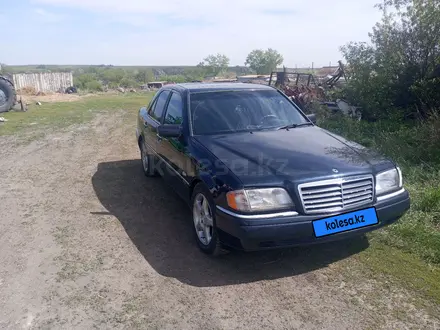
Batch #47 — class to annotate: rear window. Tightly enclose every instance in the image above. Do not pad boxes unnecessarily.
[190,90,307,135]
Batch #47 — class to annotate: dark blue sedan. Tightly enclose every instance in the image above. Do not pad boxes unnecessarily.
[136,83,410,255]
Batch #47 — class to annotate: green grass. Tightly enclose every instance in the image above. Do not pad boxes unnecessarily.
[0,93,153,137]
[356,241,440,306]
[320,115,440,266]
[318,114,440,306]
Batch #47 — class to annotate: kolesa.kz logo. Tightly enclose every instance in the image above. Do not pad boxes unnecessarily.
[325,214,365,231]
[313,208,378,238]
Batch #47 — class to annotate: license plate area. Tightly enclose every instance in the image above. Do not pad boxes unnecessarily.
[312,207,378,238]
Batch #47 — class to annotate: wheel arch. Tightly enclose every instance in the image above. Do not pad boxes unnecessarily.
[189,178,202,201]
[189,173,216,201]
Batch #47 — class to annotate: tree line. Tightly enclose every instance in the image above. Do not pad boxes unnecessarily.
[6,0,438,124]
[71,48,284,91]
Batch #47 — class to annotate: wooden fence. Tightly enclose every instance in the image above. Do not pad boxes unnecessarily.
[12,72,73,93]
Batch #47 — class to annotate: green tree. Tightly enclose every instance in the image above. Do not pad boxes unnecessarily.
[73,73,103,92]
[183,67,207,81]
[135,69,155,83]
[101,68,126,85]
[245,48,284,74]
[200,54,230,76]
[341,0,440,120]
[119,77,138,88]
[0,63,12,74]
[85,80,103,91]
[74,73,97,89]
[159,75,187,83]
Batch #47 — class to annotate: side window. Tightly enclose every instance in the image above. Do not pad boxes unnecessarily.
[151,91,170,121]
[164,92,183,125]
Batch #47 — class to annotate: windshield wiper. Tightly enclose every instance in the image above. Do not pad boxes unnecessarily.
[276,122,314,130]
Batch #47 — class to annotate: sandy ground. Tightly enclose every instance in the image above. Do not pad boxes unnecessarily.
[16,93,88,104]
[0,109,438,329]
[16,91,145,105]
[16,92,120,105]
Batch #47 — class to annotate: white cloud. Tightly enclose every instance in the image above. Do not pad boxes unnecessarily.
[27,0,382,66]
[34,8,63,22]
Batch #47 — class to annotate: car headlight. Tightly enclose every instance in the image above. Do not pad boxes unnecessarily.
[226,188,294,212]
[375,167,402,196]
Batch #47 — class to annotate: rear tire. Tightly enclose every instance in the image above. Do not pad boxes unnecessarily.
[191,183,225,256]
[140,139,158,177]
[0,77,16,113]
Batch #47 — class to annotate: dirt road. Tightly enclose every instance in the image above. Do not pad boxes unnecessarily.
[0,109,437,329]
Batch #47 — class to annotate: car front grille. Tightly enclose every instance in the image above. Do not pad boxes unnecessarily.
[298,175,374,214]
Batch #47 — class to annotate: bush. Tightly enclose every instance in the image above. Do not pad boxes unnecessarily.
[118,77,138,88]
[340,0,440,120]
[135,69,155,83]
[319,115,440,167]
[74,73,96,89]
[84,80,103,92]
[158,75,187,83]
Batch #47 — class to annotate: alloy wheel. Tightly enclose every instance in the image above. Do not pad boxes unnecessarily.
[193,193,214,245]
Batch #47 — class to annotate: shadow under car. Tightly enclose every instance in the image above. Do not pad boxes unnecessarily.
[91,159,369,287]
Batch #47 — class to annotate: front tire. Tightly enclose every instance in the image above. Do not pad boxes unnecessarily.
[191,183,224,256]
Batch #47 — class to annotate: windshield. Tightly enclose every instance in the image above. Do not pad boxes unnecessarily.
[190,90,309,135]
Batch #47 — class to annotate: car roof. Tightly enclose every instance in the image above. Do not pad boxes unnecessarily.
[163,82,275,93]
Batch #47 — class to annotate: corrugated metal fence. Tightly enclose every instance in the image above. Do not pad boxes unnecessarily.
[12,72,73,92]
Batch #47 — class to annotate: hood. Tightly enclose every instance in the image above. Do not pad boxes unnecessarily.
[194,126,393,185]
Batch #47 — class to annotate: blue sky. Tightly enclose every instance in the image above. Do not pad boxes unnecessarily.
[1,0,382,67]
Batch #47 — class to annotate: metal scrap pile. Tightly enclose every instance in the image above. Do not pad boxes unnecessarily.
[269,62,361,120]
[281,84,326,111]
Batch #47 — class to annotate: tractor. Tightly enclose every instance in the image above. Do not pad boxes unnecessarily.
[0,73,17,113]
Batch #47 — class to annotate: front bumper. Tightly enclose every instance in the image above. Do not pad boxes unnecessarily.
[215,189,410,251]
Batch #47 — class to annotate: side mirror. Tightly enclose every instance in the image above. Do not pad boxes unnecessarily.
[157,124,182,138]
[307,113,317,124]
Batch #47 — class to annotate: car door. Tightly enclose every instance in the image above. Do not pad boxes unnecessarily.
[157,91,190,200]
[140,90,171,163]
